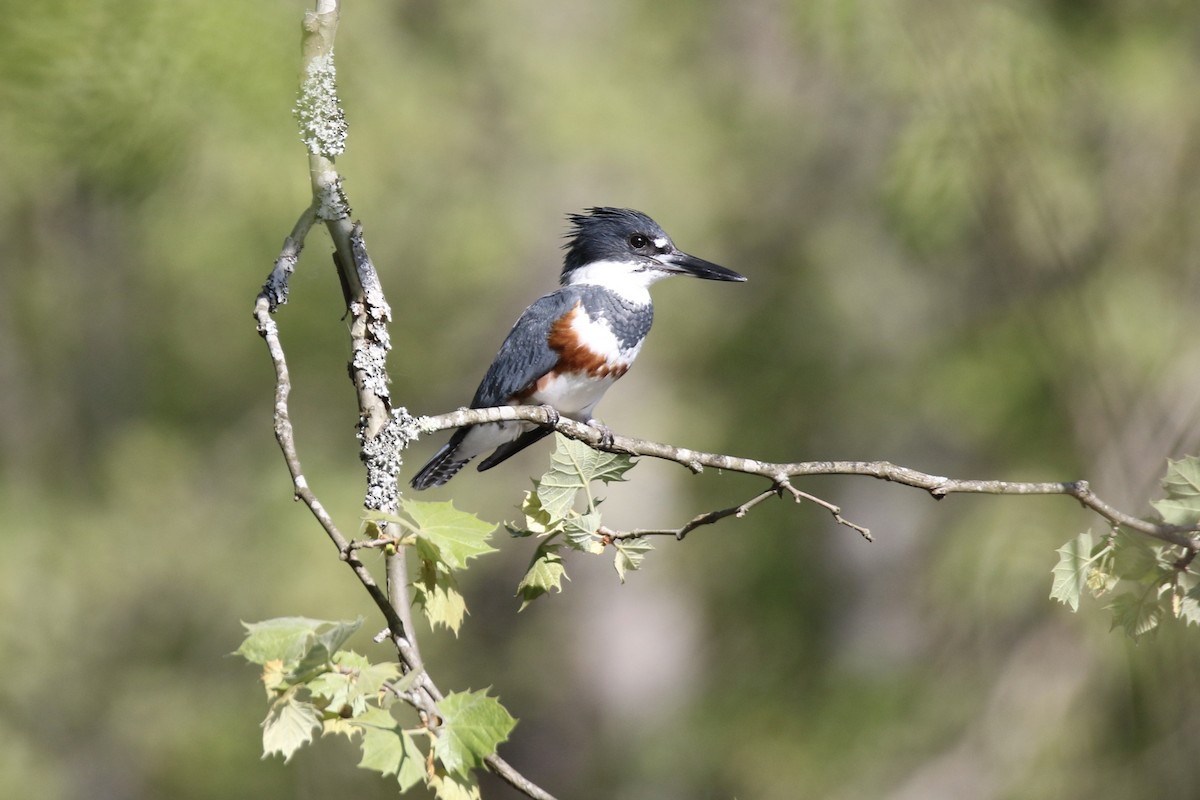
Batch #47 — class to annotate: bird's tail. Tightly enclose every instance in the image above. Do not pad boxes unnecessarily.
[410,433,472,490]
[476,427,553,472]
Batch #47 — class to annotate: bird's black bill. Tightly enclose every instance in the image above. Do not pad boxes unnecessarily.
[659,251,747,282]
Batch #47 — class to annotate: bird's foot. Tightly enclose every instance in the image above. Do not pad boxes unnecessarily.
[587,418,615,450]
[538,404,561,427]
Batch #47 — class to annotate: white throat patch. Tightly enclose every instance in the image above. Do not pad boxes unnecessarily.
[564,260,664,304]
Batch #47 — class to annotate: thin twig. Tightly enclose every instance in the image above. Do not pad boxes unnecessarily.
[253,298,411,648]
[777,478,873,541]
[602,485,781,541]
[415,405,1200,551]
[343,535,399,554]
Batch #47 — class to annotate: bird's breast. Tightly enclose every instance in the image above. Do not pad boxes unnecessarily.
[519,301,645,417]
[548,302,643,379]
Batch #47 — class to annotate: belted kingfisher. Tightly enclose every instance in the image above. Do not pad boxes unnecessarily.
[410,207,746,490]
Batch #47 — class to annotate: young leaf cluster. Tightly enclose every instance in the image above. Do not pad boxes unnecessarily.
[235,617,516,798]
[1051,457,1200,640]
[506,434,649,607]
[368,498,498,635]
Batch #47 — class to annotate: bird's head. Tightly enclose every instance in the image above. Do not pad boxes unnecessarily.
[560,207,746,290]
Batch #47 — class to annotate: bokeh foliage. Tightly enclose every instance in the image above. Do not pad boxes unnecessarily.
[1,1,1198,798]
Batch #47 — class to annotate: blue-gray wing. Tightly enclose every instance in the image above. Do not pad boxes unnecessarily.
[469,287,582,408]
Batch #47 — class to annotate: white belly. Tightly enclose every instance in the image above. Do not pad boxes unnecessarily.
[527,371,617,420]
[454,372,616,462]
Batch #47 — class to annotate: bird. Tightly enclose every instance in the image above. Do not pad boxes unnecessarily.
[409,207,746,490]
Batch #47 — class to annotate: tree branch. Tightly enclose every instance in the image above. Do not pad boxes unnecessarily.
[415,405,1200,552]
[250,4,561,798]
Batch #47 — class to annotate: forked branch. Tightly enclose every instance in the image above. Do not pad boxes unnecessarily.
[250,2,559,798]
[416,405,1200,552]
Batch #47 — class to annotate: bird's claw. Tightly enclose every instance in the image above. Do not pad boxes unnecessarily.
[539,404,561,427]
[588,419,615,449]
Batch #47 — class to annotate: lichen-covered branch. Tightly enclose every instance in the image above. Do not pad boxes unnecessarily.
[251,3,560,798]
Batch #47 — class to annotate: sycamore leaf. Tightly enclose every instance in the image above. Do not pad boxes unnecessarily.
[307,669,354,715]
[333,650,372,670]
[413,560,468,635]
[260,659,287,695]
[262,692,320,762]
[1153,498,1200,527]
[613,538,654,583]
[308,652,402,718]
[562,509,604,554]
[536,471,583,520]
[323,716,358,741]
[355,660,405,700]
[1173,574,1200,627]
[517,546,568,609]
[505,489,560,538]
[430,770,482,800]
[1110,531,1163,581]
[1050,531,1095,612]
[402,499,497,570]
[1152,456,1200,525]
[504,524,533,538]
[521,488,555,533]
[354,707,427,792]
[1108,590,1164,640]
[396,731,431,793]
[537,434,636,518]
[314,618,362,658]
[434,689,517,777]
[1172,584,1200,626]
[237,617,356,666]
[558,433,638,485]
[284,618,363,684]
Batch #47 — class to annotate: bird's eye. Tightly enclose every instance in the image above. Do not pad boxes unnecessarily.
[629,234,649,249]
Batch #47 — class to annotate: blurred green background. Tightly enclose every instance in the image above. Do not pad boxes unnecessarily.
[2,1,1199,798]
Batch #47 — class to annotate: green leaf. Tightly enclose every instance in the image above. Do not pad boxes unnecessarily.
[332,650,372,671]
[1171,572,1200,626]
[236,617,355,666]
[262,692,321,762]
[313,618,363,658]
[1108,590,1164,640]
[537,434,635,518]
[430,771,482,800]
[284,618,363,684]
[355,659,405,699]
[354,706,427,791]
[322,716,358,741]
[1152,456,1200,525]
[413,560,468,635]
[434,689,517,776]
[1172,583,1200,626]
[1110,530,1163,581]
[505,489,560,538]
[402,499,497,570]
[260,660,287,694]
[613,538,653,583]
[522,489,556,533]
[389,733,427,792]
[1050,531,1095,612]
[516,546,568,609]
[306,651,402,718]
[307,669,355,715]
[562,508,604,554]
